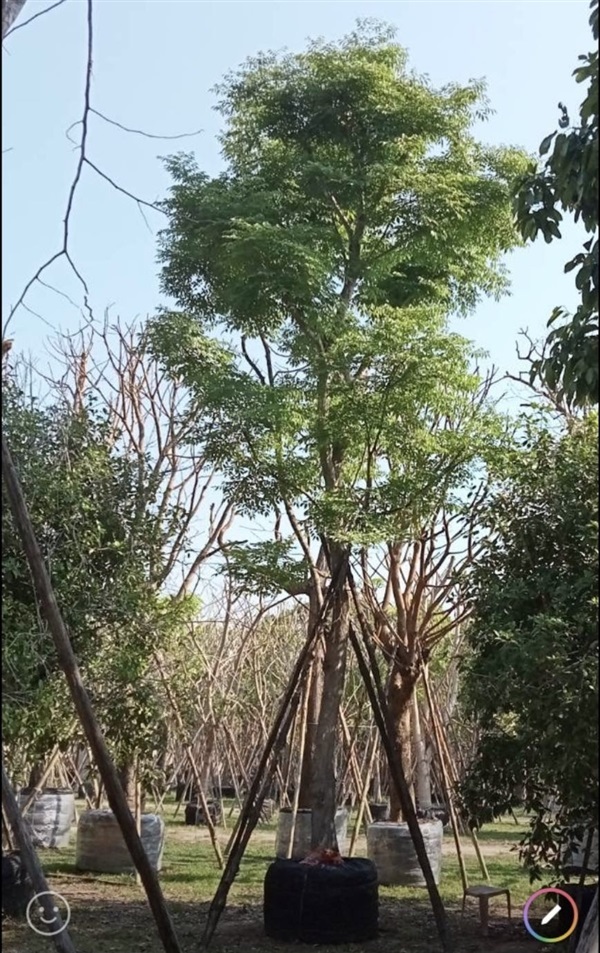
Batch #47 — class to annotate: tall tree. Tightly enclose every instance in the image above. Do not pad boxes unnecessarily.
[514,0,598,407]
[459,411,598,879]
[152,21,527,849]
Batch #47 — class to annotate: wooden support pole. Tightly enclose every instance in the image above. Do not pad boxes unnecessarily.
[340,710,373,826]
[421,665,469,894]
[154,654,224,869]
[346,576,453,953]
[201,662,306,947]
[349,729,379,856]
[19,744,62,816]
[201,560,347,948]
[2,800,16,851]
[423,672,489,883]
[286,673,311,859]
[65,754,95,810]
[2,434,183,953]
[2,763,77,953]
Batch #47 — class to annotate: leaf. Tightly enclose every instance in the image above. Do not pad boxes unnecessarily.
[539,133,556,156]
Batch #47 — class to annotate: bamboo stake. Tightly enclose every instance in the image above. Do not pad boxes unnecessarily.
[2,434,183,953]
[135,764,142,886]
[423,667,489,883]
[421,665,469,893]
[281,704,300,808]
[349,623,452,952]
[337,704,363,801]
[154,654,224,869]
[347,570,452,953]
[202,666,305,947]
[349,729,379,856]
[65,754,94,810]
[19,744,62,816]
[201,558,347,947]
[286,673,311,859]
[340,710,373,825]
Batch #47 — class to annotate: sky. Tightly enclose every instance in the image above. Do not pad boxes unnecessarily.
[1,0,593,384]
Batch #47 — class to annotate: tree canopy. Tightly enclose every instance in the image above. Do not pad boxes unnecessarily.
[153,22,525,551]
[514,0,598,407]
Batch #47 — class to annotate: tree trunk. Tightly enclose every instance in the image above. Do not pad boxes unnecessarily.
[387,658,417,822]
[27,762,44,789]
[412,693,432,811]
[117,760,138,811]
[576,886,597,953]
[298,585,324,809]
[2,0,27,37]
[310,547,349,849]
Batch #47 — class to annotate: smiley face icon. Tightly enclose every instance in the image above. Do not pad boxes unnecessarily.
[26,891,71,936]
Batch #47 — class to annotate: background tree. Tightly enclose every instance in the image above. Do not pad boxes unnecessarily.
[362,479,493,821]
[1,322,227,800]
[514,0,598,407]
[458,409,598,880]
[2,375,171,785]
[152,21,527,848]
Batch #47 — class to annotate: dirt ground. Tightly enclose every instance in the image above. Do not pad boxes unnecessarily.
[2,816,563,953]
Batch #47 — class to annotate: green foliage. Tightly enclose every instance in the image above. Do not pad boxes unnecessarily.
[223,539,311,597]
[514,0,598,407]
[459,412,599,879]
[152,22,524,568]
[1,380,193,773]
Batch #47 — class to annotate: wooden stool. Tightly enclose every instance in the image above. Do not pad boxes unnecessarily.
[461,884,512,936]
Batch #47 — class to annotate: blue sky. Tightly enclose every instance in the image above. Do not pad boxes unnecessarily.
[2,0,593,385]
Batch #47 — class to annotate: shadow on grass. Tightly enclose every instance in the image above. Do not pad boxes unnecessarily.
[475,828,525,845]
[2,892,538,953]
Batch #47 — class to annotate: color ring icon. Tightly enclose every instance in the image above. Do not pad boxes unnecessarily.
[523,887,579,944]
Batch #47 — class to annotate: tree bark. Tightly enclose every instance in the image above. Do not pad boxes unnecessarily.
[298,585,324,808]
[27,762,44,789]
[117,760,138,811]
[2,0,27,37]
[412,692,432,811]
[575,886,597,953]
[387,657,417,821]
[310,546,349,849]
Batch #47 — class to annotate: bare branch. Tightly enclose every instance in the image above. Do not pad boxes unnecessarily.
[89,107,202,141]
[83,158,165,215]
[4,0,94,332]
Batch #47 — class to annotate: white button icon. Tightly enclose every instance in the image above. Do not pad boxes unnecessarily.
[541,903,562,926]
[26,891,71,936]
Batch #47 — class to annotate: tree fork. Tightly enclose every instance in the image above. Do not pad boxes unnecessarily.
[1,434,183,953]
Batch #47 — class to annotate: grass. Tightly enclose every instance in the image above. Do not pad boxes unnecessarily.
[2,801,570,953]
